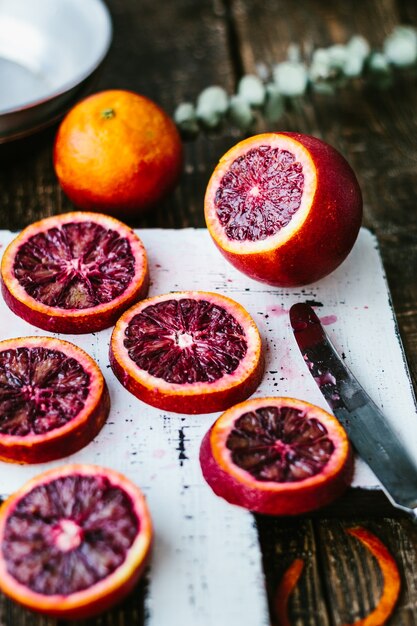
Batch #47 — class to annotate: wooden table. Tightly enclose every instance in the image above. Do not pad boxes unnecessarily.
[1,0,417,624]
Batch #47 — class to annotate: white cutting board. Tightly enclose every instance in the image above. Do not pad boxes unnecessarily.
[0,227,416,626]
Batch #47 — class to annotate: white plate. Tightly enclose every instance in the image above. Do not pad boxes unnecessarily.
[0,0,112,142]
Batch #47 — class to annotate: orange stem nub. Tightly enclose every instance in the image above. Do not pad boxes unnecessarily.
[101,108,115,119]
[274,558,305,626]
[343,527,401,626]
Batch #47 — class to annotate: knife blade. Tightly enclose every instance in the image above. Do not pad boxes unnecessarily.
[289,302,417,519]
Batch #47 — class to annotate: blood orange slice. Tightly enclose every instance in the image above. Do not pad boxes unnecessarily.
[200,396,352,515]
[0,465,152,619]
[1,212,149,333]
[110,291,264,414]
[205,132,362,287]
[0,337,109,463]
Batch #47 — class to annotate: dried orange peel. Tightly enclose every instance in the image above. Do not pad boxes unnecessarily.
[343,527,401,626]
[272,527,400,626]
[273,558,305,626]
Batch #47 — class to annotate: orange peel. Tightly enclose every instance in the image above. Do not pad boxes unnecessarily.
[273,558,305,626]
[343,527,401,626]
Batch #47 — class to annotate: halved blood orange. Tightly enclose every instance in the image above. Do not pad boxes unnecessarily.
[0,464,152,619]
[204,132,362,287]
[200,396,353,515]
[110,291,264,414]
[0,337,110,463]
[1,212,149,333]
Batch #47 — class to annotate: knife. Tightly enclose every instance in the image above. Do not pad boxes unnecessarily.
[289,302,417,519]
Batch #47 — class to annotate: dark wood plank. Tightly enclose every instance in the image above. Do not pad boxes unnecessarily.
[317,519,417,625]
[256,517,330,626]
[257,515,417,626]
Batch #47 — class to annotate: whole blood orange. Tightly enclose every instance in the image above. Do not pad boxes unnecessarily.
[1,212,149,333]
[204,132,362,287]
[53,89,183,215]
[0,336,109,463]
[110,291,264,414]
[0,465,152,618]
[200,396,353,514]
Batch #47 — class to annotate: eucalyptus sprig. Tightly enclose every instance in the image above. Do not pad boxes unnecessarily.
[173,26,417,138]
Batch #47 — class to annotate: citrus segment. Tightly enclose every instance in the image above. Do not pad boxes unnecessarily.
[343,527,401,626]
[110,291,264,414]
[1,212,149,333]
[0,465,152,618]
[200,397,352,514]
[205,132,362,286]
[0,337,109,463]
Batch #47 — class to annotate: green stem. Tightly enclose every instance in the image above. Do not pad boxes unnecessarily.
[101,108,115,119]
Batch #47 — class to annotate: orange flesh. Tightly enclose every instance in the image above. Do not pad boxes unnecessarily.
[0,345,90,436]
[0,465,153,619]
[13,220,136,310]
[124,297,248,384]
[2,474,139,594]
[214,145,304,241]
[273,558,305,626]
[342,527,401,626]
[226,404,335,482]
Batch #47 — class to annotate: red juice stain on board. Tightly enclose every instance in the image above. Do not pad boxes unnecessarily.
[266,305,288,317]
[320,314,338,326]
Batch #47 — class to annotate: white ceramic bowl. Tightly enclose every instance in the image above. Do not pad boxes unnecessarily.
[0,0,112,142]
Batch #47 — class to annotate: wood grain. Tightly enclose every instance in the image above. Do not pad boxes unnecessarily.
[256,517,330,626]
[317,519,417,625]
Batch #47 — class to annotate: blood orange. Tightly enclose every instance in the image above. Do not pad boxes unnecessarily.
[1,212,149,333]
[204,132,362,287]
[200,396,352,515]
[0,337,109,463]
[0,465,152,618]
[53,89,183,216]
[110,291,264,414]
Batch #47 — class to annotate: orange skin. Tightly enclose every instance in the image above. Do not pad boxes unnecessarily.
[110,346,264,414]
[0,337,110,463]
[0,465,153,619]
[205,132,363,287]
[272,530,401,626]
[343,527,401,626]
[53,90,183,216]
[274,558,305,626]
